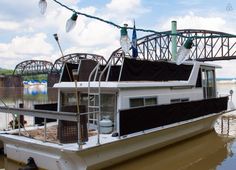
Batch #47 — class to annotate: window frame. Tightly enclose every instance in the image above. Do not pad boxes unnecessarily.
[170,98,189,104]
[129,96,158,108]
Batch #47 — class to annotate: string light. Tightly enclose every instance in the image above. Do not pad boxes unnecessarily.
[41,0,236,39]
[38,0,47,15]
[66,12,78,32]
[120,24,131,54]
[176,38,194,65]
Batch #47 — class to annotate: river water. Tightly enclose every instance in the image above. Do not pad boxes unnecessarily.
[0,83,236,170]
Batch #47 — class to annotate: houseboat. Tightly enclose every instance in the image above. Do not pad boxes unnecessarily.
[0,54,229,169]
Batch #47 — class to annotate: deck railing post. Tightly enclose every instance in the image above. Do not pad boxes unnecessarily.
[118,55,125,82]
[18,113,21,136]
[72,69,82,149]
[44,118,47,142]
[97,90,101,145]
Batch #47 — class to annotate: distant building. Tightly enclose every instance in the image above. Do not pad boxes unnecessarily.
[0,75,4,87]
[0,75,23,87]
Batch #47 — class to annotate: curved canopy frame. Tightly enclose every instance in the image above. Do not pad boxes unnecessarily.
[50,53,107,73]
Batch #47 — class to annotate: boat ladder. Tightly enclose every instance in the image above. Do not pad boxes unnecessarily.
[87,60,112,144]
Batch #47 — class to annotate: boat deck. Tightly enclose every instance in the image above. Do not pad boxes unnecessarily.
[0,124,119,152]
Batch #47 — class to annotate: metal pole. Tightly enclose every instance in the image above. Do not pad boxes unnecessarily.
[18,114,21,136]
[53,33,64,57]
[221,117,223,134]
[53,33,73,81]
[72,70,82,149]
[97,81,101,145]
[171,21,177,62]
[44,118,47,142]
[227,117,230,136]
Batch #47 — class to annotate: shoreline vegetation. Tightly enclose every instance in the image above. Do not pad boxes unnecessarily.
[0,68,13,75]
[0,68,47,82]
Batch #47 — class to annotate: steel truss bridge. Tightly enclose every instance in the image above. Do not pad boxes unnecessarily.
[13,53,106,76]
[13,29,236,76]
[13,60,53,76]
[110,29,236,64]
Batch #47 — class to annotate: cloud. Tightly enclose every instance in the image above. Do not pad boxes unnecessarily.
[158,12,227,32]
[0,33,54,68]
[178,0,202,6]
[107,0,141,12]
[0,20,20,31]
[106,0,149,21]
[0,0,152,69]
[49,5,121,60]
[77,21,118,46]
[11,33,53,55]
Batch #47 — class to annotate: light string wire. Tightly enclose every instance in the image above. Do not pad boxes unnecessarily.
[52,0,236,39]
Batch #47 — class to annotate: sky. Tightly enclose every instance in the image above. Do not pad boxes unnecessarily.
[0,0,236,78]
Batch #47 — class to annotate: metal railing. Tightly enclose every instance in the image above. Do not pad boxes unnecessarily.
[0,106,97,147]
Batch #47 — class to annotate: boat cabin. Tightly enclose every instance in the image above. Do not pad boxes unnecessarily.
[54,57,222,140]
[0,56,228,170]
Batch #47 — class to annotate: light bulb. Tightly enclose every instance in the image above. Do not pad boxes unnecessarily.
[38,0,47,15]
[120,24,131,54]
[66,13,78,32]
[228,100,236,110]
[176,38,193,65]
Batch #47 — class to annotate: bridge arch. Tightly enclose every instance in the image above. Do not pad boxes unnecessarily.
[13,60,53,76]
[51,53,107,73]
[109,29,236,64]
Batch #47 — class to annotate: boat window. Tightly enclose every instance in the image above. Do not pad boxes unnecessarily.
[130,97,157,108]
[202,68,216,99]
[145,97,157,106]
[130,98,144,108]
[171,98,189,104]
[61,92,77,106]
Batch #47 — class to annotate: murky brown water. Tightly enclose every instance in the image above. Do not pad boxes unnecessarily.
[1,83,236,170]
[105,132,235,170]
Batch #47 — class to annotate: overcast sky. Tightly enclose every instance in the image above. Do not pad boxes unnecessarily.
[0,0,236,78]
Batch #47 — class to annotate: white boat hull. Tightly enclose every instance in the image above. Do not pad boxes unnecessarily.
[0,113,221,170]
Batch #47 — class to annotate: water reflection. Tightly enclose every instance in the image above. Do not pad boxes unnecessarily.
[0,154,3,169]
[0,87,57,107]
[105,132,233,170]
[219,141,236,170]
[0,86,57,130]
[2,156,26,170]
